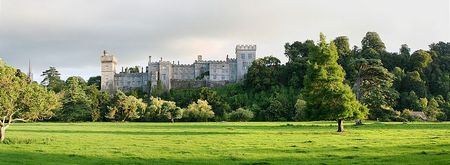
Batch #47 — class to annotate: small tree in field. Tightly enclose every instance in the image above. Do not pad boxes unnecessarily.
[302,33,368,132]
[107,91,147,122]
[184,99,214,122]
[147,97,183,122]
[0,61,61,142]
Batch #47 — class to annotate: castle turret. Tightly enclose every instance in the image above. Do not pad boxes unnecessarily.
[236,45,256,81]
[101,50,117,92]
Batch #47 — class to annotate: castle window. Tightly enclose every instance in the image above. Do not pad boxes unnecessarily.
[222,76,225,80]
[241,53,245,59]
[213,75,217,79]
[248,54,252,59]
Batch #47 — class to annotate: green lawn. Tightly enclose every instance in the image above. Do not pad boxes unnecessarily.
[0,122,449,165]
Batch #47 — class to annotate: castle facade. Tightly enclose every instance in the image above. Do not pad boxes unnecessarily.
[101,45,256,92]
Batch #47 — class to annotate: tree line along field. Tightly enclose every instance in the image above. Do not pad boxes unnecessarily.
[0,122,449,165]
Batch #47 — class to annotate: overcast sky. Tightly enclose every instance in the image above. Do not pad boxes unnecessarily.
[0,0,449,82]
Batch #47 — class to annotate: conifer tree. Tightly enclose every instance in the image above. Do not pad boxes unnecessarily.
[302,33,367,132]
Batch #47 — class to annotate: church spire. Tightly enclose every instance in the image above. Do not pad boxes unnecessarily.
[27,59,33,82]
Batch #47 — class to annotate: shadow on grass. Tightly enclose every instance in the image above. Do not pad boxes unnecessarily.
[0,147,448,165]
[8,129,248,136]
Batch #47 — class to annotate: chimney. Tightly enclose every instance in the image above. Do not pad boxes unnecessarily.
[178,61,180,65]
[122,67,124,72]
[149,56,152,63]
[198,55,202,61]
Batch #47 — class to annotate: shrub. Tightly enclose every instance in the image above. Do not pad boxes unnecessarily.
[183,99,214,122]
[228,108,254,122]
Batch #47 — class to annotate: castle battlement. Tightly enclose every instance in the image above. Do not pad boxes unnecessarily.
[236,44,256,51]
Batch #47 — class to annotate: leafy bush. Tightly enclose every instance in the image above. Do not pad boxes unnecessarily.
[183,99,214,122]
[228,108,254,122]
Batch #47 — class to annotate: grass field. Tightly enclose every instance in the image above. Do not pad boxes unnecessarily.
[0,121,449,165]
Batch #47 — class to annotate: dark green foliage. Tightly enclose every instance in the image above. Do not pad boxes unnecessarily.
[41,67,64,93]
[245,56,281,91]
[353,59,399,120]
[87,76,101,90]
[58,77,92,122]
[361,32,386,53]
[400,71,428,97]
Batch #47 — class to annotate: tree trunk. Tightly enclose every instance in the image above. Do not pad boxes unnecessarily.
[355,119,363,125]
[337,119,344,132]
[0,126,6,142]
[171,118,174,123]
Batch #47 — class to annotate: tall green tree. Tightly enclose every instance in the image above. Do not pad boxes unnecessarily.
[353,59,399,120]
[245,56,281,91]
[0,61,61,142]
[41,67,64,92]
[361,32,386,53]
[58,77,92,122]
[409,50,433,72]
[302,33,367,132]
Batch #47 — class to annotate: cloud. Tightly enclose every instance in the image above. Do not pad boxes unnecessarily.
[0,0,449,82]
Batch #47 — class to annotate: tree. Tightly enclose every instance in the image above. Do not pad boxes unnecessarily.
[397,91,421,111]
[284,40,315,61]
[245,56,281,91]
[107,91,147,121]
[183,99,214,122]
[87,76,102,90]
[409,50,432,71]
[41,67,64,92]
[228,108,254,122]
[0,61,61,142]
[361,32,386,53]
[302,33,367,132]
[85,85,111,121]
[424,98,445,121]
[58,77,92,122]
[198,87,230,119]
[146,97,183,122]
[353,59,399,120]
[401,71,428,98]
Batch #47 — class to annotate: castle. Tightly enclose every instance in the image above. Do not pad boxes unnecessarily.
[101,45,256,93]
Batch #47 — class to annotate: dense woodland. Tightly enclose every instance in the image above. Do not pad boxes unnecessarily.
[1,32,450,132]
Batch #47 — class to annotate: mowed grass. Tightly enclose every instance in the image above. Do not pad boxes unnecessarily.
[0,122,449,165]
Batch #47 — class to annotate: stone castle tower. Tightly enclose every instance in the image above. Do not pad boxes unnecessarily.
[236,45,256,81]
[101,50,117,93]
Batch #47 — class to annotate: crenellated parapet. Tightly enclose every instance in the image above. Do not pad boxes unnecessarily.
[236,44,256,51]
